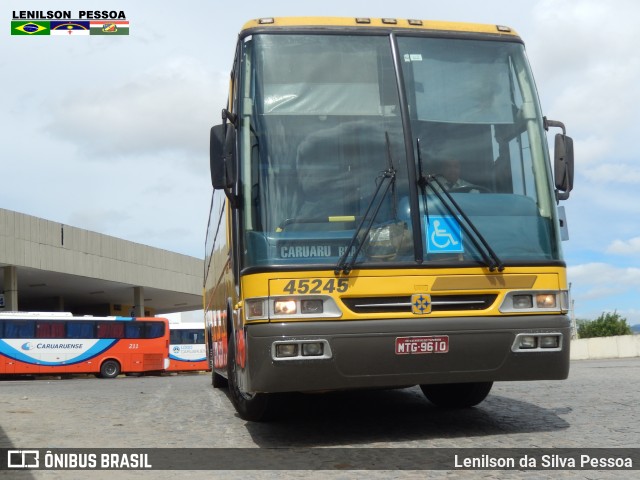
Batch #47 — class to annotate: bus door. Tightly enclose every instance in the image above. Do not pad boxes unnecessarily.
[128,352,143,371]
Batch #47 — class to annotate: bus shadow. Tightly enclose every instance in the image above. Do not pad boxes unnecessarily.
[244,386,570,447]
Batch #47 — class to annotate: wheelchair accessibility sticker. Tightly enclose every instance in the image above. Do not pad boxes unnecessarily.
[426,215,464,253]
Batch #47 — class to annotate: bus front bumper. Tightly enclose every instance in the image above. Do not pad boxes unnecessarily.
[240,315,571,394]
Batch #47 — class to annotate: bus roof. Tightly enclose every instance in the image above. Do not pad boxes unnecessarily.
[240,17,519,38]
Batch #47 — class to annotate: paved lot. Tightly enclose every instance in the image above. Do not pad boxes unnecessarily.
[1,358,638,479]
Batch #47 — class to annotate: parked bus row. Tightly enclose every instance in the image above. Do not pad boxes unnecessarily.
[0,312,209,378]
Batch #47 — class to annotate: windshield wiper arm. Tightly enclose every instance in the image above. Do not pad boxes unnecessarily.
[415,139,503,272]
[335,133,396,275]
[424,174,504,272]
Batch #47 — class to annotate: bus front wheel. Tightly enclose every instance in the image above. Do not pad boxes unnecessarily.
[420,382,493,408]
[227,330,271,421]
[100,360,121,379]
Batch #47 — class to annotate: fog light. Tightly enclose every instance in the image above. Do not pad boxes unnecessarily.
[274,300,297,315]
[302,343,324,356]
[536,294,557,308]
[513,295,533,309]
[519,335,537,349]
[276,344,298,357]
[301,299,323,314]
[540,336,559,348]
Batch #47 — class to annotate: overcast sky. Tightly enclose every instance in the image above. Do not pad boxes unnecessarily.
[3,0,640,324]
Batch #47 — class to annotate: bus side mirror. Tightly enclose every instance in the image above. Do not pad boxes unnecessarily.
[210,122,237,190]
[210,124,226,188]
[554,133,574,201]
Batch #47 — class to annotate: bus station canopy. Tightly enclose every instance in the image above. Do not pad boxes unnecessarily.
[0,209,201,316]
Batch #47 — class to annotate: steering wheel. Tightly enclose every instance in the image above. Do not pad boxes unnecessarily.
[277,216,357,232]
[448,184,492,193]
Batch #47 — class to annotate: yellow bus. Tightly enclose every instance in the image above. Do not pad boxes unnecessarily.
[205,17,575,421]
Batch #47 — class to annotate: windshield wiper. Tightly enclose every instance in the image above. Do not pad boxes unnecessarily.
[335,133,397,275]
[416,139,504,272]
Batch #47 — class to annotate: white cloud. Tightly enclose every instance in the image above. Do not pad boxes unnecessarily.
[568,263,640,300]
[560,135,609,168]
[529,0,640,160]
[67,208,133,233]
[43,58,228,159]
[583,163,640,184]
[606,237,640,255]
[531,0,640,81]
[567,262,640,323]
[618,308,640,325]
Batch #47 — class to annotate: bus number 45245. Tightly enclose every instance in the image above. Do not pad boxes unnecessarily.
[282,278,349,294]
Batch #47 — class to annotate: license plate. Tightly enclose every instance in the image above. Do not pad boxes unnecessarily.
[395,336,449,355]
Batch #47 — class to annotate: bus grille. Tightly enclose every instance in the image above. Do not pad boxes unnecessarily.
[342,294,497,314]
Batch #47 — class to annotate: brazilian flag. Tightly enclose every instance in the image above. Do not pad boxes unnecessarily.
[12,21,50,35]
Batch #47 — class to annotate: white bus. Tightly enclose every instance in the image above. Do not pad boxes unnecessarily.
[167,322,209,372]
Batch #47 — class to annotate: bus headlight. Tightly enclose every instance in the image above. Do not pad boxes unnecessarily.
[513,294,533,309]
[274,300,297,315]
[536,294,556,308]
[500,291,567,313]
[301,299,323,314]
[245,296,342,320]
[246,298,265,320]
[269,296,342,320]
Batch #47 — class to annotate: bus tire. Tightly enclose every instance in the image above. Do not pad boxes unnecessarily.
[100,360,121,379]
[420,382,493,408]
[227,329,271,421]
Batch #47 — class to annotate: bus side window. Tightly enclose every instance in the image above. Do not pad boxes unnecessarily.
[37,322,66,338]
[145,322,165,339]
[4,320,35,338]
[125,324,143,339]
[51,322,65,338]
[36,321,51,338]
[96,322,124,338]
[67,322,95,339]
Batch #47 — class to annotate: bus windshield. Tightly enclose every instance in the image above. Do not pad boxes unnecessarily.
[237,33,562,270]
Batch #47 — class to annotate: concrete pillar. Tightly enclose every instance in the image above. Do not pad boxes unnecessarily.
[2,266,18,311]
[133,286,144,317]
[54,296,65,312]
